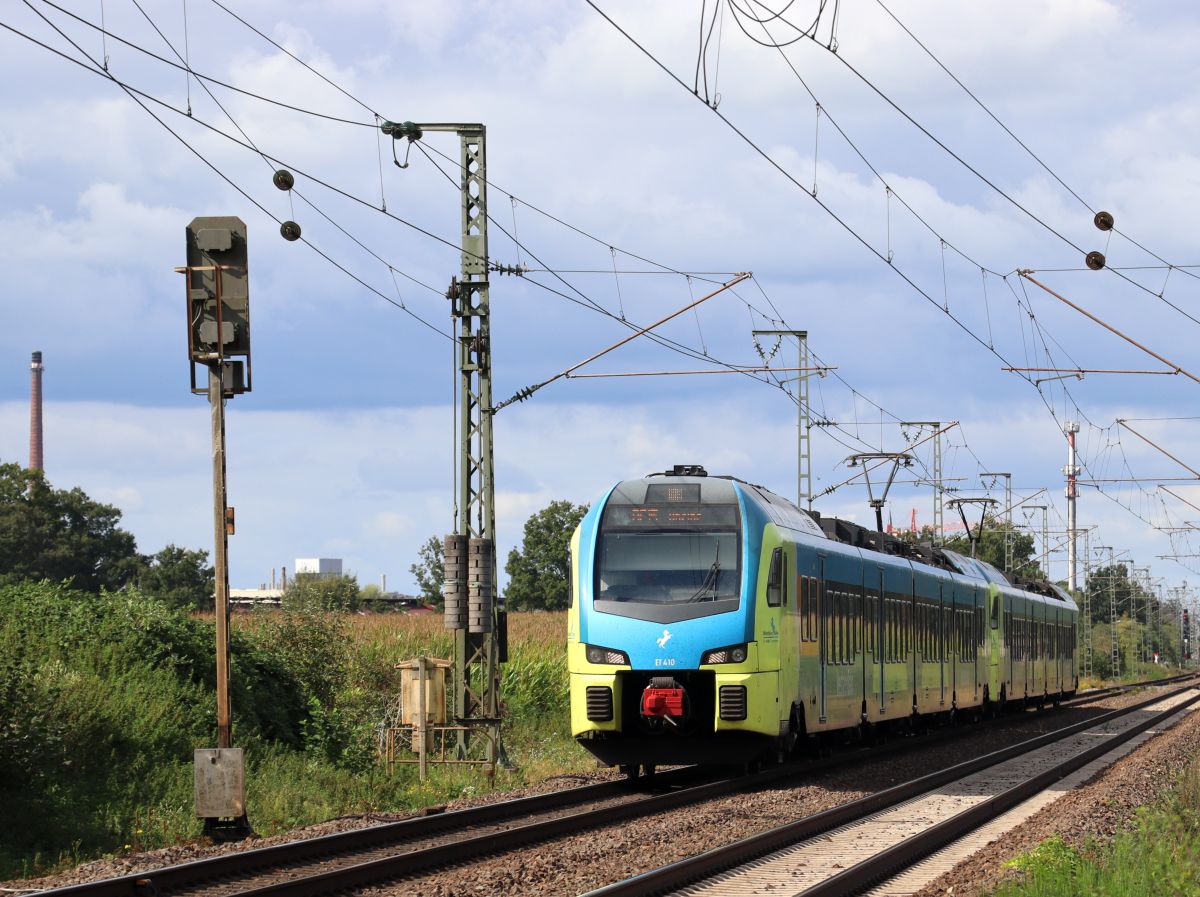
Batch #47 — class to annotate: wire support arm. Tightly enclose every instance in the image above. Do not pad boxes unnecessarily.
[814,422,959,499]
[493,272,749,411]
[1115,420,1200,480]
[565,365,834,379]
[1017,271,1200,385]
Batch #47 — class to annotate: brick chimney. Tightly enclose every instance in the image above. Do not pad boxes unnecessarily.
[29,351,44,472]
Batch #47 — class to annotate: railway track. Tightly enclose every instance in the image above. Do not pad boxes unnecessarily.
[585,681,1200,896]
[35,675,1192,897]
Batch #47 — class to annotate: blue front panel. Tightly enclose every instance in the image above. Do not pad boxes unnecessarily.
[579,483,765,669]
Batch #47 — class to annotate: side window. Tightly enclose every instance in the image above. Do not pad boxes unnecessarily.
[567,545,574,609]
[809,577,818,640]
[801,575,811,637]
[840,592,849,661]
[991,590,1000,628]
[767,548,783,607]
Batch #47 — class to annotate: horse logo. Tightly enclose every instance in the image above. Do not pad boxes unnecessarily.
[656,629,672,649]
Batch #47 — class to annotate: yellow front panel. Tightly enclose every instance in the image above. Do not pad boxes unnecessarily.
[570,671,622,735]
[713,670,779,735]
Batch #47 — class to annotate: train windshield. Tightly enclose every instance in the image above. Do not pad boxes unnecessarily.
[594,501,741,622]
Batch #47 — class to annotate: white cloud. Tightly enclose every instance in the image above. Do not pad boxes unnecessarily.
[2,0,1198,586]
[3,396,1196,594]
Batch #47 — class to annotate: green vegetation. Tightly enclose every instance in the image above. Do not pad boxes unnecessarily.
[281,571,362,612]
[409,535,444,606]
[0,462,214,607]
[0,462,141,592]
[504,499,589,610]
[943,520,1045,581]
[990,759,1200,897]
[137,545,215,611]
[0,585,580,880]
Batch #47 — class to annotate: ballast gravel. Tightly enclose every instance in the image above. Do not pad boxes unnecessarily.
[909,691,1200,897]
[2,687,1189,897]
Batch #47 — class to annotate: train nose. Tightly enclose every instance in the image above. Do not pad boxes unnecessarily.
[640,676,688,727]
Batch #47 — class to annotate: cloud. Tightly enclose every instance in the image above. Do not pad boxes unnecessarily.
[2,0,1198,581]
[3,395,1195,594]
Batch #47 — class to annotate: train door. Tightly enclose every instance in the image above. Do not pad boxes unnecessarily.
[818,555,827,723]
[987,583,1002,705]
[971,585,982,704]
[1053,606,1062,694]
[939,583,948,707]
[859,574,869,724]
[875,567,885,717]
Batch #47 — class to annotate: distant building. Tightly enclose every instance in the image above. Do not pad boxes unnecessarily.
[295,557,343,578]
[229,587,283,609]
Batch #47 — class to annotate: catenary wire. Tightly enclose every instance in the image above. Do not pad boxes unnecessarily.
[39,0,378,127]
[6,8,450,340]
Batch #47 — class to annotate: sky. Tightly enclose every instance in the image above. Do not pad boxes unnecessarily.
[1,0,1198,596]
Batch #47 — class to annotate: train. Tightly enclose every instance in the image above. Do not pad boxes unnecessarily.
[567,465,1079,772]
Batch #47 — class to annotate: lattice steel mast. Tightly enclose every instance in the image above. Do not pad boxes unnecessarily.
[384,121,501,760]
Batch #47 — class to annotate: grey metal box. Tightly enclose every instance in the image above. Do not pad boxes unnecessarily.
[194,748,246,818]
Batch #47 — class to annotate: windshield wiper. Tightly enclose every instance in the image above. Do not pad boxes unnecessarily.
[688,542,722,602]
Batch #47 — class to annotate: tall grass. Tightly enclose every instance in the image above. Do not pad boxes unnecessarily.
[991,760,1200,897]
[2,592,581,880]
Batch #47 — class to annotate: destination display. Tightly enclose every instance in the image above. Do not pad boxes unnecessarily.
[604,503,739,528]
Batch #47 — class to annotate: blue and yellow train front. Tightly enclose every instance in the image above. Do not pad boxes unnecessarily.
[567,474,784,767]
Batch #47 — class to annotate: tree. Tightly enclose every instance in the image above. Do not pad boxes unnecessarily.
[283,572,360,612]
[138,544,215,610]
[504,500,589,610]
[409,535,444,605]
[943,516,1042,580]
[1083,563,1146,627]
[0,462,141,591]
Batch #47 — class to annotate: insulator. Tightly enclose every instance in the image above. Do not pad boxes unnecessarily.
[443,533,469,630]
[280,221,302,242]
[1094,210,1114,231]
[1085,250,1106,271]
[273,169,295,191]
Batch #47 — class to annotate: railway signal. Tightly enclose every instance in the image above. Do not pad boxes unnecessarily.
[177,216,252,838]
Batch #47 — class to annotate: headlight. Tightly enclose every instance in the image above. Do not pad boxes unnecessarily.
[702,644,748,665]
[585,644,629,665]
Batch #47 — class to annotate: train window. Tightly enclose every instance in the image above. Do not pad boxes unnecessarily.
[888,600,894,663]
[991,591,1000,628]
[868,594,878,657]
[812,578,820,641]
[838,592,847,664]
[840,592,848,663]
[767,548,783,608]
[885,599,892,663]
[801,578,809,640]
[889,600,896,662]
[852,592,860,660]
[567,545,574,609]
[847,593,854,662]
[811,578,819,641]
[831,592,840,664]
[895,599,901,662]
[829,591,837,663]
[874,595,881,661]
[836,592,843,664]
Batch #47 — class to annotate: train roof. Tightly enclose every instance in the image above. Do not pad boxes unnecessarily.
[624,466,1073,603]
